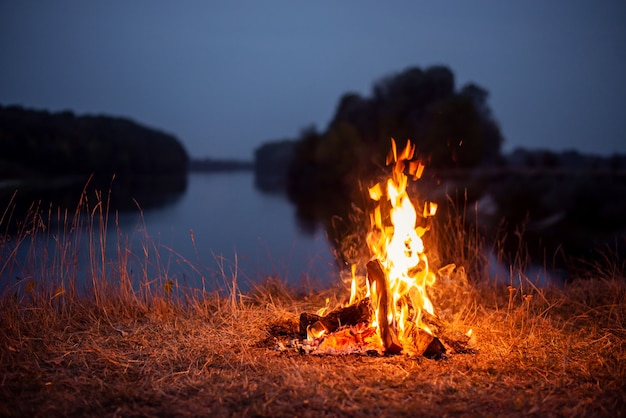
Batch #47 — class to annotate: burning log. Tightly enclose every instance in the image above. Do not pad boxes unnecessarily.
[285,140,465,359]
[299,297,371,338]
[366,259,403,354]
[412,329,447,359]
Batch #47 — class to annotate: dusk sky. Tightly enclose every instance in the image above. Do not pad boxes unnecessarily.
[1,1,625,159]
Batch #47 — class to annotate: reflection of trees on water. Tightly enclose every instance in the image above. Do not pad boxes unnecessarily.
[287,168,626,281]
[286,171,464,274]
[1,174,188,235]
[289,183,371,269]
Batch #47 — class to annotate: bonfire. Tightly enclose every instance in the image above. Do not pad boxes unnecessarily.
[294,139,472,357]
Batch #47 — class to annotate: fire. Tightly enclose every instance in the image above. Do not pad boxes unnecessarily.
[363,139,441,352]
[304,139,453,356]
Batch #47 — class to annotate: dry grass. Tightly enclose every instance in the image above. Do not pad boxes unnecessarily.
[2,266,625,417]
[1,198,625,417]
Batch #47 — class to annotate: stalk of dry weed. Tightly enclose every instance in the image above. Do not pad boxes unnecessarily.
[1,191,625,417]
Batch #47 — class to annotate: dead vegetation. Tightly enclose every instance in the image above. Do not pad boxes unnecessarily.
[0,261,625,417]
[1,197,625,417]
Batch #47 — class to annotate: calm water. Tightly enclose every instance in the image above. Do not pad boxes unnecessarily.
[2,172,340,292]
[138,172,339,287]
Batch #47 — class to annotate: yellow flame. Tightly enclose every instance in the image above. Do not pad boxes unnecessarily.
[368,183,383,201]
[366,139,437,343]
[316,297,331,316]
[307,322,327,341]
[349,264,357,305]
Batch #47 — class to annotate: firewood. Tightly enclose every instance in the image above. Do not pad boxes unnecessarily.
[299,297,372,337]
[412,329,446,359]
[366,259,403,354]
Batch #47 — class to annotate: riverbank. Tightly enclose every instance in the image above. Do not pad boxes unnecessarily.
[1,187,625,416]
[1,262,624,416]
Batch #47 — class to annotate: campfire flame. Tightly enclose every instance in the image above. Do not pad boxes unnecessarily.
[365,139,437,341]
[305,139,454,356]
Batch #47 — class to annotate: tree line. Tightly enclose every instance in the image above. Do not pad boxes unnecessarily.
[253,65,625,278]
[286,65,504,198]
[0,105,188,182]
[0,105,189,219]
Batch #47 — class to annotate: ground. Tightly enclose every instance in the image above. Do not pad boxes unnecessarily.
[1,273,625,417]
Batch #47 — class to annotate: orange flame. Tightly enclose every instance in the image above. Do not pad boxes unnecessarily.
[366,139,437,341]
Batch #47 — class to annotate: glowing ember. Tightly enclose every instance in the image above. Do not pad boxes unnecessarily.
[316,323,383,355]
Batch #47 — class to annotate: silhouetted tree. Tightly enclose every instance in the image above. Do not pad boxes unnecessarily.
[283,65,506,267]
[254,139,295,191]
[0,105,188,182]
[288,64,504,197]
[0,105,189,218]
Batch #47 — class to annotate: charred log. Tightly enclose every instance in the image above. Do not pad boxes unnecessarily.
[412,329,447,359]
[299,297,372,337]
[366,259,403,354]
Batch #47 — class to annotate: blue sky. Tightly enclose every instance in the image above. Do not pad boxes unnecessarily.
[1,1,625,159]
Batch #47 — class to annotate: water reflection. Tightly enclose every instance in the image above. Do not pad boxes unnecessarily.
[142,172,338,287]
[285,168,626,284]
[0,174,188,232]
[1,172,338,293]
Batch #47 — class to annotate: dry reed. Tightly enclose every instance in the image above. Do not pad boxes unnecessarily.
[1,193,625,417]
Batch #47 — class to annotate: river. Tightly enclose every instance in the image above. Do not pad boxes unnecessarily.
[1,172,340,294]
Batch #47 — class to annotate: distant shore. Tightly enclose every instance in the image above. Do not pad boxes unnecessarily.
[188,158,253,172]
